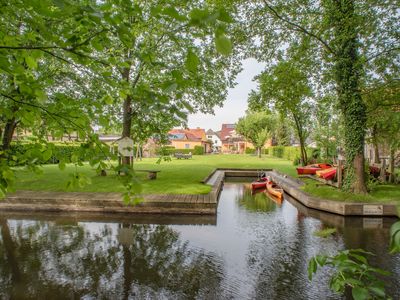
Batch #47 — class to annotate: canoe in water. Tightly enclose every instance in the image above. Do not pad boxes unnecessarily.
[251,180,267,190]
[266,179,284,200]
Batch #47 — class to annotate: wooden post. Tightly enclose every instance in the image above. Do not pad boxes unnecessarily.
[389,148,395,183]
[379,159,386,182]
[337,160,343,188]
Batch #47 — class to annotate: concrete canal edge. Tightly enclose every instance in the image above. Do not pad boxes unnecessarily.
[207,168,398,217]
[0,168,398,217]
[266,170,399,217]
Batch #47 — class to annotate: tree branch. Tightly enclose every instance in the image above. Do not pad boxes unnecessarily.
[366,46,400,62]
[262,0,335,55]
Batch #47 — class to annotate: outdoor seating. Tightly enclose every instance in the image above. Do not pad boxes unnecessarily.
[174,152,192,159]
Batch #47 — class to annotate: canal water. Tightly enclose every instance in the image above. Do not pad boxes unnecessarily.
[0,181,399,299]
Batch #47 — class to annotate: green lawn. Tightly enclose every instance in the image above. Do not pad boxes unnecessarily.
[13,154,400,203]
[14,155,296,195]
[302,179,400,203]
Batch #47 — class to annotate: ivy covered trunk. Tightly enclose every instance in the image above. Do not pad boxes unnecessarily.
[330,0,368,193]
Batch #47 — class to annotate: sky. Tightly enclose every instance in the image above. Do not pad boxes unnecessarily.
[187,58,266,132]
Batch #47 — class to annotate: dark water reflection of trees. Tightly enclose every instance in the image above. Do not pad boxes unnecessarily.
[0,219,224,299]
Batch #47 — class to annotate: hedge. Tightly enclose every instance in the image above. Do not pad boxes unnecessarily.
[266,146,318,164]
[157,146,205,156]
[246,148,269,155]
[9,142,110,165]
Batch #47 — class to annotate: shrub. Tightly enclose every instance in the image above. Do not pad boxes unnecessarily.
[245,148,256,154]
[193,145,205,155]
[267,146,319,164]
[10,142,83,165]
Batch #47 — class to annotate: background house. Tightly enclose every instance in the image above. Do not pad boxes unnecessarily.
[219,124,247,153]
[168,128,212,153]
[206,129,222,152]
[219,124,273,154]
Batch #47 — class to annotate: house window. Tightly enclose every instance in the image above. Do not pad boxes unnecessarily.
[185,144,190,149]
[207,135,213,139]
[215,140,218,144]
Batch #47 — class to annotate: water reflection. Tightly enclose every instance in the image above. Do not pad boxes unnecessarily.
[0,220,224,299]
[237,184,278,212]
[0,182,399,299]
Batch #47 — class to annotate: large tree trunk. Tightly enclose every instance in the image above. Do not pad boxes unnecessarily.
[372,124,380,163]
[300,141,308,166]
[331,0,368,193]
[1,117,17,152]
[293,114,308,166]
[257,146,261,158]
[121,67,132,166]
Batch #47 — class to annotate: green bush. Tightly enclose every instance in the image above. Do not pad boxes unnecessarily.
[267,146,318,164]
[10,142,83,165]
[193,145,205,155]
[156,146,175,156]
[272,146,285,158]
[245,148,256,154]
[158,146,205,156]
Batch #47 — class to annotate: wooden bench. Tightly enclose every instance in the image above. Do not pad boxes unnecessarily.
[135,169,161,180]
[174,153,192,159]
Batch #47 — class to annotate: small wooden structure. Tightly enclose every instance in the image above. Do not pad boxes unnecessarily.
[116,137,134,166]
[135,169,161,180]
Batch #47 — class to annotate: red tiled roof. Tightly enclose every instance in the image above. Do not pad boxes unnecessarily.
[220,124,236,142]
[169,128,206,141]
[168,129,202,141]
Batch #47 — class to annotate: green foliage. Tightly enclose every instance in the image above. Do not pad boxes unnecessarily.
[193,145,205,155]
[0,0,239,199]
[238,0,399,192]
[274,117,291,146]
[236,112,275,157]
[245,148,256,154]
[390,221,400,254]
[10,142,81,165]
[308,249,390,300]
[249,61,313,165]
[313,95,340,160]
[268,146,316,163]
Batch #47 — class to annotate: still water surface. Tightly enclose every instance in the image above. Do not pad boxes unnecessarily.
[0,181,399,299]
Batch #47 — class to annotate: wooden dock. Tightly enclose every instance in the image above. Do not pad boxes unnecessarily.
[1,191,219,215]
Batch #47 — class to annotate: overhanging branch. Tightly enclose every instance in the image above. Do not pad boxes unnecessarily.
[262,0,335,55]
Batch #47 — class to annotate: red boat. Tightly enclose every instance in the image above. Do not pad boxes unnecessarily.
[296,163,333,175]
[251,180,267,190]
[316,167,337,180]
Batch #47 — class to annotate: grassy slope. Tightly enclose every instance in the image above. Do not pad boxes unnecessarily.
[302,179,400,203]
[14,155,399,203]
[14,155,296,194]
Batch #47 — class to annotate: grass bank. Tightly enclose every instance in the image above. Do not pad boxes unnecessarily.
[14,155,296,195]
[302,179,400,204]
[13,154,400,204]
